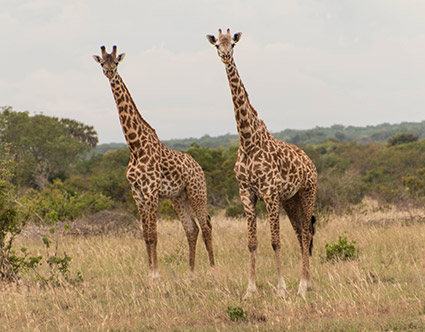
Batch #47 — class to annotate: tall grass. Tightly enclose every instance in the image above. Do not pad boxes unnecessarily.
[1,202,425,331]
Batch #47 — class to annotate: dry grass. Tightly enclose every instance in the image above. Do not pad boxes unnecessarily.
[2,202,425,331]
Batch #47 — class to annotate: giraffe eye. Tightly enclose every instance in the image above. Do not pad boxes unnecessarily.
[101,63,104,67]
[231,43,235,48]
[215,45,219,49]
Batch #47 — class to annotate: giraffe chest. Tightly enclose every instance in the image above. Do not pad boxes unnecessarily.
[234,148,304,200]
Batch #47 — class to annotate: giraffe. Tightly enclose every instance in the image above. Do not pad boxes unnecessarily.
[93,45,215,279]
[207,29,317,298]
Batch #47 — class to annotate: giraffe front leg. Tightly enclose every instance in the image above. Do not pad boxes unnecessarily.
[142,205,160,282]
[240,188,258,300]
[135,186,160,282]
[265,195,287,298]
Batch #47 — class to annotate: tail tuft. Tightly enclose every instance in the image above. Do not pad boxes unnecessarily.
[309,215,316,256]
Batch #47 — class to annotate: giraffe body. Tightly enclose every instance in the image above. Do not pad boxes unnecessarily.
[207,30,317,298]
[94,46,214,279]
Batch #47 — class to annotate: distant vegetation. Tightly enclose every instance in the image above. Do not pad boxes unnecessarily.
[3,105,425,220]
[158,121,425,150]
[95,120,425,154]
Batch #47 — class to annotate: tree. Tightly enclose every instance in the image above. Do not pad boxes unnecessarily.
[0,107,98,189]
[88,148,134,209]
[186,144,238,207]
[387,133,418,146]
[0,143,24,281]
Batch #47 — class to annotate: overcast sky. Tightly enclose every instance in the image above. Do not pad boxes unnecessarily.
[2,1,425,144]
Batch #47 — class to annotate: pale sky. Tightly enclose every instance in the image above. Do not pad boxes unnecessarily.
[2,0,425,143]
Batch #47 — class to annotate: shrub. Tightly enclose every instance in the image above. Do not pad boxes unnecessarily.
[325,234,358,262]
[225,202,245,218]
[226,306,248,322]
[0,145,79,285]
[158,199,178,220]
[20,179,113,224]
[0,144,26,282]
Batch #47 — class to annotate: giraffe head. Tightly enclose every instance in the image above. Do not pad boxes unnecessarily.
[93,45,126,80]
[206,28,242,64]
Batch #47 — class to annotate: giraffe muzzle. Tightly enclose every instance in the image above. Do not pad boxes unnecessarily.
[105,70,115,79]
[221,55,231,64]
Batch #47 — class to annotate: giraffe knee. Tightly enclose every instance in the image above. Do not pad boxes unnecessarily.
[144,233,157,246]
[206,215,212,230]
[248,244,257,252]
[248,239,257,252]
[271,242,280,251]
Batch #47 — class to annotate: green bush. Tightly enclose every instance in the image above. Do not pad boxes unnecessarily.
[225,202,245,218]
[226,306,248,322]
[158,199,178,220]
[0,145,79,285]
[21,179,113,224]
[0,145,25,282]
[325,234,358,262]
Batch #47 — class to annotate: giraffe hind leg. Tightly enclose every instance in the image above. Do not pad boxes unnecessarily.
[282,192,314,297]
[186,182,215,268]
[192,207,215,268]
[264,195,287,298]
[172,196,199,275]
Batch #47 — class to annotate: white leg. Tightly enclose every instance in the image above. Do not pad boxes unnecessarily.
[297,277,310,298]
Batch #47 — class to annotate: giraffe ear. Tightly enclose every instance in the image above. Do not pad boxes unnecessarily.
[206,34,217,45]
[233,32,242,43]
[117,53,126,63]
[93,55,102,63]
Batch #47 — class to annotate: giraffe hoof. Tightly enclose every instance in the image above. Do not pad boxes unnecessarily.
[186,271,196,282]
[149,271,161,284]
[277,287,287,299]
[208,266,218,280]
[243,286,257,300]
[297,278,310,298]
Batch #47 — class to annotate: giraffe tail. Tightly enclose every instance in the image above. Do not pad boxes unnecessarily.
[309,215,316,256]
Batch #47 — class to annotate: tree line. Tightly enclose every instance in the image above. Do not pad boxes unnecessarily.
[158,121,425,150]
[2,106,425,220]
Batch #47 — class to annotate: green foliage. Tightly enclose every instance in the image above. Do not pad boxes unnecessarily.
[225,202,245,218]
[0,144,81,285]
[21,179,113,224]
[0,106,97,189]
[387,133,418,146]
[402,168,425,198]
[226,306,248,322]
[161,121,425,149]
[0,143,25,282]
[325,234,358,262]
[158,199,178,220]
[225,201,267,218]
[88,148,133,206]
[41,227,83,286]
[186,144,239,207]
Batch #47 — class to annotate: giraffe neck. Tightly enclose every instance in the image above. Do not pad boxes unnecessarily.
[225,58,261,152]
[109,74,160,155]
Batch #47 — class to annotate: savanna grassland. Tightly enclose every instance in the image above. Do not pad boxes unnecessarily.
[2,202,425,332]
